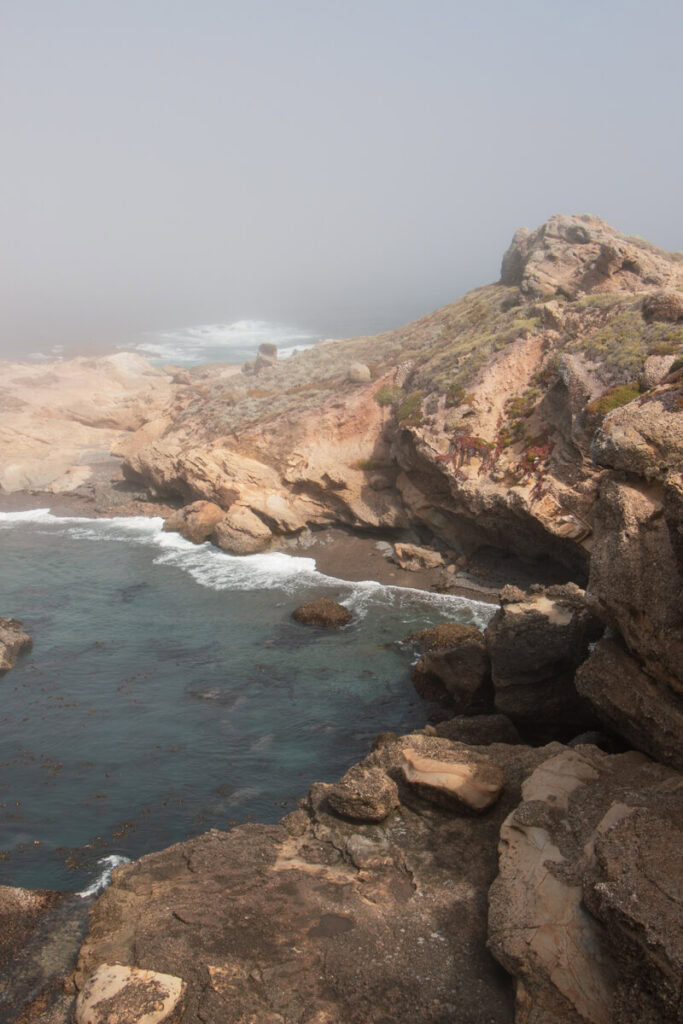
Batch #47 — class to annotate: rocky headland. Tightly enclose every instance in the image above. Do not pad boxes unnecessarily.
[1,214,682,1023]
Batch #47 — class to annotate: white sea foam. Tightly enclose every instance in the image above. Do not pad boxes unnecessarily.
[77,854,131,898]
[128,318,317,366]
[0,509,497,624]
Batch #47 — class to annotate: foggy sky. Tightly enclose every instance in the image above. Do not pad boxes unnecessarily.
[2,0,682,356]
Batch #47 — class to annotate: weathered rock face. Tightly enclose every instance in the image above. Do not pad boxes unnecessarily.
[291,598,352,628]
[162,500,225,544]
[583,805,683,1024]
[74,963,186,1024]
[74,733,559,1024]
[409,622,491,712]
[488,745,682,1024]
[484,585,602,738]
[0,617,32,673]
[575,639,683,770]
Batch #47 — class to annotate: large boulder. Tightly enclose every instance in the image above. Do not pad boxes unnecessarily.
[409,623,491,712]
[401,746,504,813]
[212,505,272,555]
[392,542,444,571]
[162,500,225,544]
[74,963,186,1024]
[347,362,371,383]
[641,288,683,322]
[0,618,32,674]
[575,638,683,770]
[484,585,602,738]
[326,765,399,822]
[291,598,352,628]
[488,745,682,1024]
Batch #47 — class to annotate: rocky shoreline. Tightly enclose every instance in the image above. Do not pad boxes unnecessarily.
[1,214,681,1023]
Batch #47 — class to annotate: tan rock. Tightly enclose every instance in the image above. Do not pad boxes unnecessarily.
[0,618,32,674]
[74,963,186,1024]
[401,747,504,812]
[392,542,443,571]
[212,505,272,555]
[347,362,371,383]
[162,500,225,544]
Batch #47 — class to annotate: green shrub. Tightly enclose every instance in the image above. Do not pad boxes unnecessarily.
[374,385,402,407]
[396,391,424,426]
[586,384,641,419]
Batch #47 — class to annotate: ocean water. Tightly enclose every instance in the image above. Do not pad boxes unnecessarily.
[0,510,495,894]
[128,319,318,366]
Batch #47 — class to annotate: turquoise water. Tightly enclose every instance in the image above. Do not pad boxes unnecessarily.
[0,511,494,893]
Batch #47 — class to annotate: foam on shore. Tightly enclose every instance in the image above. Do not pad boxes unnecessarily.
[0,509,496,627]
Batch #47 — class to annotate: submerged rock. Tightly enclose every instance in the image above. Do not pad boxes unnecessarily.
[326,765,399,822]
[291,598,352,628]
[162,500,225,544]
[74,963,186,1024]
[0,618,32,674]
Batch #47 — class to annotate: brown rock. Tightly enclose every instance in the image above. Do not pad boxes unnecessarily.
[162,500,225,544]
[0,618,32,673]
[575,638,683,769]
[409,623,491,712]
[326,765,398,822]
[485,585,602,737]
[291,598,352,628]
[434,713,521,745]
[74,963,186,1024]
[212,505,272,554]
[401,746,504,812]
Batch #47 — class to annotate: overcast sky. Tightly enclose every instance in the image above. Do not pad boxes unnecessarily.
[2,0,682,355]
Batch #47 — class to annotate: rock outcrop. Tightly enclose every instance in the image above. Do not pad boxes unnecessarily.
[162,500,225,544]
[0,618,32,673]
[484,585,602,738]
[488,744,682,1024]
[72,733,561,1024]
[409,622,491,711]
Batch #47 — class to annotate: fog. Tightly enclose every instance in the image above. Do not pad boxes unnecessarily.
[2,0,682,358]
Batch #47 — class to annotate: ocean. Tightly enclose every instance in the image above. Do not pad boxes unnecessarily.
[0,510,494,894]
[25,319,320,367]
